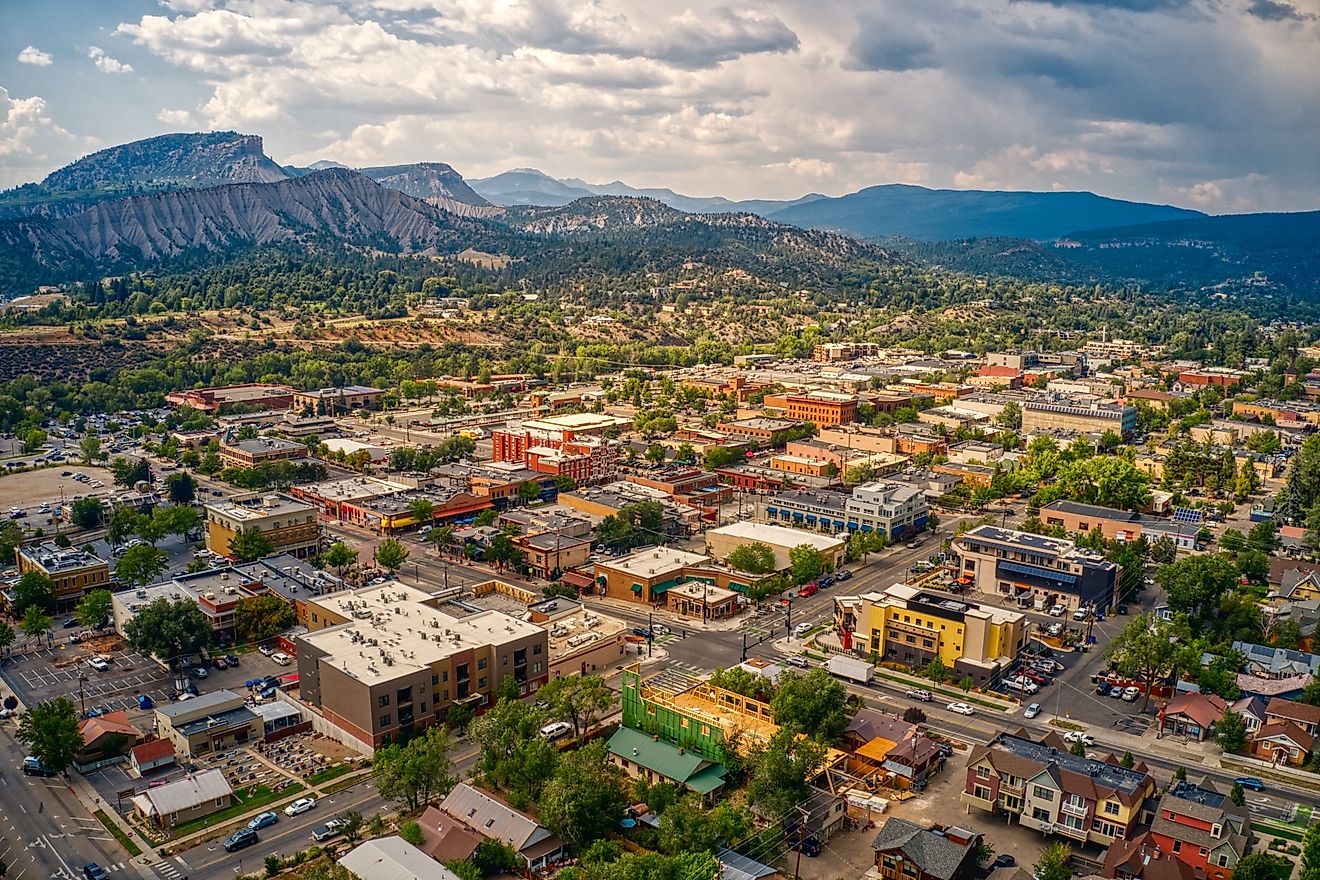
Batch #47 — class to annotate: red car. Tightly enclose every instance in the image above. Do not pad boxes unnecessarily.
[1020,670,1048,686]
[799,583,819,598]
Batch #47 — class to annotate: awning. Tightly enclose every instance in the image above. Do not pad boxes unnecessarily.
[631,584,642,593]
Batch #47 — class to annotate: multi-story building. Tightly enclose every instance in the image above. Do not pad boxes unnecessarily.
[1232,400,1320,428]
[870,819,981,880]
[962,731,1157,846]
[154,690,257,758]
[514,531,592,580]
[814,342,883,362]
[1041,500,1201,550]
[291,385,386,414]
[834,583,1027,685]
[1147,782,1250,880]
[295,583,548,749]
[953,525,1120,613]
[705,521,847,572]
[717,417,805,442]
[217,434,307,469]
[491,414,623,484]
[1022,398,1138,437]
[204,493,320,560]
[767,391,860,426]
[593,546,711,605]
[14,542,110,612]
[759,480,929,540]
[164,383,293,413]
[1174,369,1247,392]
[526,598,628,680]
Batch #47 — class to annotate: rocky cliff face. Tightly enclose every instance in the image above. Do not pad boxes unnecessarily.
[42,131,289,192]
[360,162,492,207]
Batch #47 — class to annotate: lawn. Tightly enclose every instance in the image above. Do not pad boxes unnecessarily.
[306,763,355,786]
[169,781,305,839]
[95,809,142,857]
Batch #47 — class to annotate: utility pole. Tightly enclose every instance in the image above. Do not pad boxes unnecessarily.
[793,805,810,880]
[647,611,654,658]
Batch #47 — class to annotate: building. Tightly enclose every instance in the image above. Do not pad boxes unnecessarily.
[1148,782,1251,880]
[131,768,233,829]
[217,433,307,468]
[154,690,257,758]
[952,525,1121,613]
[961,731,1157,845]
[416,805,484,863]
[527,598,628,680]
[1157,693,1227,741]
[705,521,847,572]
[13,542,110,612]
[717,417,806,442]
[292,385,386,414]
[835,584,1027,685]
[760,481,930,540]
[204,493,320,560]
[76,710,143,770]
[287,475,415,521]
[777,392,860,426]
[339,836,465,880]
[1041,500,1200,550]
[128,738,177,776]
[1175,369,1247,391]
[607,725,730,799]
[814,342,884,362]
[164,383,293,413]
[871,819,981,880]
[667,582,741,620]
[1022,399,1138,437]
[339,488,491,534]
[1233,642,1320,679]
[594,546,712,605]
[438,783,564,871]
[295,583,549,749]
[515,531,592,580]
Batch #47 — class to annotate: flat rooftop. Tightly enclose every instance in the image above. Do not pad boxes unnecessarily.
[302,583,544,683]
[518,413,630,432]
[708,521,844,550]
[206,494,314,521]
[603,546,710,579]
[20,542,106,572]
[222,436,305,454]
[990,732,1149,795]
[294,476,411,502]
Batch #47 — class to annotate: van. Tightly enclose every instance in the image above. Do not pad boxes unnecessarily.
[539,721,572,740]
[787,656,810,669]
[271,652,293,666]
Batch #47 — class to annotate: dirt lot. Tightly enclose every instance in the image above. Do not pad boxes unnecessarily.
[0,464,116,510]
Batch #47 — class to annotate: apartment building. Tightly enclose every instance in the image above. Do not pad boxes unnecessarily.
[759,480,930,540]
[491,415,622,484]
[217,434,307,469]
[1147,782,1250,880]
[1022,398,1138,437]
[835,583,1027,685]
[1041,500,1200,551]
[14,542,110,611]
[962,731,1156,846]
[204,493,320,559]
[295,584,548,749]
[952,525,1120,613]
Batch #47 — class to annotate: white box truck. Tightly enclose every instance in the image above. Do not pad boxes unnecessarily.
[826,655,875,685]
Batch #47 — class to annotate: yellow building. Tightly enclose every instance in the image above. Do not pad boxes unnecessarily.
[837,583,1027,686]
[204,493,320,560]
[14,542,110,612]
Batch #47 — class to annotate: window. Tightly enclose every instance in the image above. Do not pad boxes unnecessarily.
[1032,785,1054,801]
[432,674,439,685]
[479,677,487,689]
[380,714,391,727]
[478,658,487,670]
[974,784,992,801]
[533,643,542,655]
[1217,856,1229,868]
[1032,807,1052,822]
[378,695,390,707]
[976,766,991,779]
[1104,802,1120,816]
[1172,842,1182,854]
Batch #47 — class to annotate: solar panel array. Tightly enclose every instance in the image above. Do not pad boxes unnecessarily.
[1173,507,1204,525]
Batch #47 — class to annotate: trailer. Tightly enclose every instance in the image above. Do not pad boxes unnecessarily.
[826,655,875,685]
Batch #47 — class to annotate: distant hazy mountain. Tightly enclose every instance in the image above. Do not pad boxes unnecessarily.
[358,163,491,206]
[765,184,1205,241]
[469,169,597,206]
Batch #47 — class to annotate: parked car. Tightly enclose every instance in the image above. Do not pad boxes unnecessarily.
[793,622,813,638]
[224,654,240,666]
[1095,681,1112,696]
[1046,622,1064,637]
[787,835,821,857]
[631,627,651,638]
[258,644,276,656]
[650,624,670,636]
[248,811,280,830]
[1063,731,1095,746]
[1048,604,1067,617]
[1005,676,1038,695]
[906,689,933,702]
[223,828,259,852]
[284,797,318,816]
[22,756,55,777]
[1020,670,1048,686]
[787,656,810,669]
[82,864,110,880]
[817,575,834,588]
[271,652,293,666]
[86,656,110,672]
[992,855,1017,869]
[947,702,975,716]
[1122,686,1142,702]
[799,583,819,598]
[62,617,79,628]
[1023,703,1041,719]
[212,657,228,670]
[1234,777,1266,792]
[539,721,573,740]
[835,569,852,581]
[191,666,209,679]
[1072,608,1089,621]
[905,540,921,549]
[311,819,346,842]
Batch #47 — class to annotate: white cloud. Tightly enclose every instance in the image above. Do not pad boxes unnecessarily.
[0,87,86,188]
[17,46,53,66]
[88,46,134,74]
[156,108,194,125]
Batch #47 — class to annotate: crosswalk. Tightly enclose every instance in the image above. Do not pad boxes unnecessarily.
[153,856,189,879]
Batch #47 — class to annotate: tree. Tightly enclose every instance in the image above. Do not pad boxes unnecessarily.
[75,589,113,628]
[1235,460,1259,501]
[0,520,22,567]
[771,668,851,744]
[165,472,196,504]
[337,809,364,844]
[747,725,826,819]
[1159,556,1239,618]
[375,537,409,573]
[70,497,104,529]
[116,544,168,587]
[644,444,667,465]
[123,597,212,662]
[79,436,102,465]
[107,506,142,547]
[844,462,876,485]
[655,794,753,857]
[235,594,296,642]
[1234,854,1292,880]
[709,666,771,699]
[472,839,520,875]
[1034,842,1074,880]
[0,622,15,656]
[703,447,737,471]
[470,697,558,806]
[788,543,825,585]
[1105,615,1190,711]
[228,528,275,563]
[902,706,927,724]
[1149,535,1177,564]
[540,740,629,850]
[324,541,358,577]
[111,456,151,488]
[152,504,200,541]
[21,606,52,642]
[407,498,435,527]
[725,542,778,575]
[484,533,526,572]
[537,675,616,736]
[1302,821,1320,880]
[1069,739,1086,756]
[374,724,456,811]
[1120,751,1135,769]
[519,480,543,505]
[924,657,949,683]
[1229,783,1246,806]
[446,701,475,734]
[400,820,425,846]
[12,571,56,614]
[16,698,81,774]
[427,526,457,557]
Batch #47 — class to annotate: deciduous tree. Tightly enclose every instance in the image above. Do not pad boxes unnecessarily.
[375,537,409,572]
[771,667,851,744]
[116,544,168,587]
[16,698,82,774]
[234,594,296,642]
[537,675,616,736]
[725,542,777,574]
[228,528,275,563]
[540,741,628,849]
[123,597,212,662]
[75,589,112,628]
[12,571,55,613]
[373,725,456,811]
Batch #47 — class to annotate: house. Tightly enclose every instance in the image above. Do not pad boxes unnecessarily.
[1104,832,1198,880]
[1233,642,1320,679]
[801,787,848,842]
[1158,694,1227,742]
[1250,721,1314,766]
[416,805,484,862]
[1229,696,1268,735]
[76,710,143,770]
[128,739,176,776]
[338,836,465,880]
[607,726,728,798]
[1263,697,1320,734]
[845,708,918,753]
[438,782,564,871]
[1148,782,1250,880]
[131,768,233,829]
[717,847,780,880]
[871,818,981,880]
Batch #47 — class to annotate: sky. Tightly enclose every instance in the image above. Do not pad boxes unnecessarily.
[2,0,1319,213]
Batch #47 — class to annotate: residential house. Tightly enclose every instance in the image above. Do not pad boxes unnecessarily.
[606,725,728,799]
[76,710,143,770]
[1148,782,1251,880]
[717,848,780,880]
[437,782,565,871]
[961,731,1156,845]
[338,836,464,880]
[845,708,918,753]
[1158,694,1227,742]
[128,739,176,776]
[1264,697,1320,734]
[1250,721,1313,766]
[871,819,981,880]
[416,805,484,863]
[1234,642,1320,679]
[1228,696,1268,735]
[1104,832,1198,880]
[131,768,233,829]
[801,787,848,842]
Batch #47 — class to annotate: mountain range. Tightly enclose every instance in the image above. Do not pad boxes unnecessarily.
[0,130,1314,297]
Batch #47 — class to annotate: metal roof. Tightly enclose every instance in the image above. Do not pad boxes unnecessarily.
[439,782,550,852]
[338,836,465,880]
[142,768,232,815]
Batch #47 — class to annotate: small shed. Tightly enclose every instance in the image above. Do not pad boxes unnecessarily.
[129,739,177,776]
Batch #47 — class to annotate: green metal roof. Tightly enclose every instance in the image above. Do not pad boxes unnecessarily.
[607,727,726,793]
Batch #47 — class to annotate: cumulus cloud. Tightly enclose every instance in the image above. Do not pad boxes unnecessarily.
[88,46,134,74]
[1245,0,1307,20]
[17,46,53,66]
[0,87,86,187]
[157,108,194,125]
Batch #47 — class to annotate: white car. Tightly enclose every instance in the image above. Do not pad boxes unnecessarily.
[793,622,813,638]
[539,721,572,739]
[1063,731,1096,746]
[1048,604,1067,617]
[271,652,293,666]
[1071,608,1089,621]
[284,797,317,816]
[947,701,975,716]
[86,656,110,672]
[1123,686,1142,702]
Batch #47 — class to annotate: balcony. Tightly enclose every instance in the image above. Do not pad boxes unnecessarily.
[959,789,995,812]
[1061,801,1089,818]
